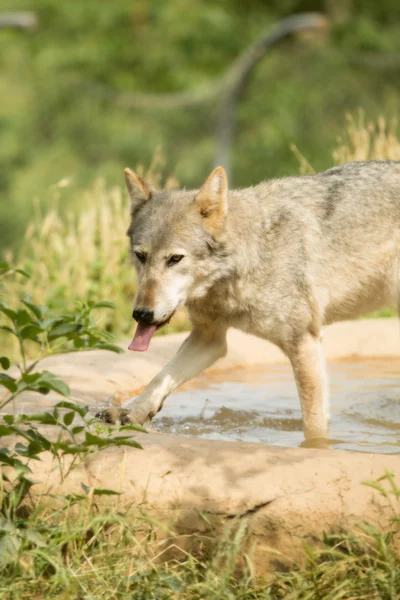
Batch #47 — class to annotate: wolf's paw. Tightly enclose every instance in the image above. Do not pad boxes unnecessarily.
[95,404,152,426]
[95,407,133,425]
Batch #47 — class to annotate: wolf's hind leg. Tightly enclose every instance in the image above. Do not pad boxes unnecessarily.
[288,332,329,440]
[97,326,228,425]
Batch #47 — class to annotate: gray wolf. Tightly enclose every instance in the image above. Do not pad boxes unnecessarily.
[97,160,400,440]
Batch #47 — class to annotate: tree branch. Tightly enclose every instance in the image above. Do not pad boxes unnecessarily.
[215,13,328,177]
[113,13,328,114]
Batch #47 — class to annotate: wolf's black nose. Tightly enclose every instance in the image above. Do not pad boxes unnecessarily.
[132,308,154,325]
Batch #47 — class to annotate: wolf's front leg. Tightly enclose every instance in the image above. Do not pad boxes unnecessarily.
[288,332,329,440]
[97,327,228,425]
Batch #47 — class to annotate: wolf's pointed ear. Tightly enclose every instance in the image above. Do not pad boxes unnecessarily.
[124,168,153,216]
[195,166,228,236]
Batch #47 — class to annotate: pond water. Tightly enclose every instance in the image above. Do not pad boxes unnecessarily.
[153,359,400,453]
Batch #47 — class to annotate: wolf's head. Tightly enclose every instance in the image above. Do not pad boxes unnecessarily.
[124,166,229,351]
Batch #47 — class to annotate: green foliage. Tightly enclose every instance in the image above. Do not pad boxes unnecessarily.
[0,403,145,572]
[0,260,124,398]
[0,474,399,597]
[0,263,145,579]
[268,473,400,599]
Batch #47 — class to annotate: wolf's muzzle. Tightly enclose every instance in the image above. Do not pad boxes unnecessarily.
[132,308,154,325]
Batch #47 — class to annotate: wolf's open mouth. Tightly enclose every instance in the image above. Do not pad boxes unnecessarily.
[128,312,175,352]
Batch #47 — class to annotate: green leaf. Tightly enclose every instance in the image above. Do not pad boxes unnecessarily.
[112,439,143,450]
[71,426,85,435]
[14,443,29,455]
[0,425,14,436]
[0,452,31,474]
[23,413,59,425]
[48,323,81,340]
[22,297,45,319]
[52,442,88,455]
[0,532,21,565]
[0,305,17,321]
[15,268,30,278]
[81,483,121,496]
[0,373,17,393]
[28,440,46,456]
[21,529,47,548]
[22,428,51,451]
[119,424,148,433]
[55,401,88,418]
[72,337,85,348]
[63,493,86,503]
[84,432,105,446]
[63,412,75,426]
[92,488,121,495]
[40,317,62,330]
[15,309,32,327]
[21,372,69,397]
[3,415,14,424]
[0,261,11,273]
[0,264,30,279]
[0,325,17,338]
[89,301,116,310]
[0,518,16,533]
[93,342,124,354]
[45,371,69,396]
[0,357,10,370]
[19,324,43,341]
[14,441,42,458]
[37,387,50,395]
[84,432,143,450]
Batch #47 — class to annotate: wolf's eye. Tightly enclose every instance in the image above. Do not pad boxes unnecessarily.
[167,254,184,267]
[135,251,146,264]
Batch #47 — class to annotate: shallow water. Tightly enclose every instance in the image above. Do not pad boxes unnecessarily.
[153,359,400,453]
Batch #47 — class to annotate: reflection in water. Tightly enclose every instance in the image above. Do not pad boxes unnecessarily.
[153,359,400,454]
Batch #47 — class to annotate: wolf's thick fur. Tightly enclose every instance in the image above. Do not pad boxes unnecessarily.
[99,160,400,439]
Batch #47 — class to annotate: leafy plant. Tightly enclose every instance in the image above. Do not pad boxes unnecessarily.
[0,262,145,568]
[0,401,145,566]
[0,261,123,411]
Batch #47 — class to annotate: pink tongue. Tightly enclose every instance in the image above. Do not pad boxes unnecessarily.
[128,323,157,352]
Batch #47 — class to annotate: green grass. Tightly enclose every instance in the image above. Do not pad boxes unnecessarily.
[1,503,400,599]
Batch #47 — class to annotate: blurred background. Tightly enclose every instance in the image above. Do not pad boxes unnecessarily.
[1,0,400,335]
